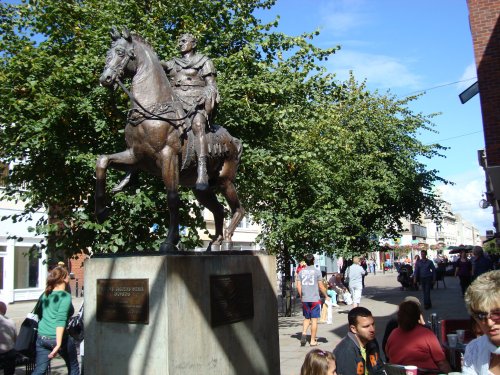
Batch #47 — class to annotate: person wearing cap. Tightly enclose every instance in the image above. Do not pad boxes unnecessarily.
[385,300,451,373]
[0,301,17,375]
[297,254,330,347]
[381,296,426,362]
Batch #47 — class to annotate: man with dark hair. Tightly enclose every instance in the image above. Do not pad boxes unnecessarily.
[333,307,385,375]
[296,253,330,346]
[413,250,436,309]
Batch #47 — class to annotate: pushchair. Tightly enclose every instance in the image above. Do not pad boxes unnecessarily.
[397,264,416,290]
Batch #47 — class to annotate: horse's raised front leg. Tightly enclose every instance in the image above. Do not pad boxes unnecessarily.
[95,149,138,223]
[193,189,225,251]
[159,147,181,253]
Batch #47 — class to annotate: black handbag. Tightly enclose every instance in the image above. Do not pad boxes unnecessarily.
[67,303,84,341]
[14,295,43,358]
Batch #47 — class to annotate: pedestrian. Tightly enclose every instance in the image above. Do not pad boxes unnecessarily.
[454,249,473,296]
[344,257,367,308]
[471,246,493,280]
[384,300,452,373]
[462,270,500,374]
[370,257,376,275]
[360,257,368,287]
[412,250,436,309]
[32,266,80,375]
[332,307,385,375]
[0,301,17,375]
[300,349,336,375]
[297,254,330,347]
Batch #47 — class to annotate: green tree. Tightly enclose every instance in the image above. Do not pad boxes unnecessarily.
[0,0,446,264]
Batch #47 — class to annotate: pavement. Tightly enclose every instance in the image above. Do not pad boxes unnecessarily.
[4,271,469,375]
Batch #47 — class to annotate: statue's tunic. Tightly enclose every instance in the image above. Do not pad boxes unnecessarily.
[162,53,219,120]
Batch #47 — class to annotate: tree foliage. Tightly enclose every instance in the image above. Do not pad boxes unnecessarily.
[0,0,447,262]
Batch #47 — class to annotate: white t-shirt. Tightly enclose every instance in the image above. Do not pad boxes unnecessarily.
[345,264,366,288]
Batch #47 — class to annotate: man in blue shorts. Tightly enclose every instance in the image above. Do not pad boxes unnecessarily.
[297,253,330,346]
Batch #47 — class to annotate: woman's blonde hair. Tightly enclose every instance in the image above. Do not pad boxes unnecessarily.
[300,349,335,375]
[464,270,500,314]
[45,266,68,296]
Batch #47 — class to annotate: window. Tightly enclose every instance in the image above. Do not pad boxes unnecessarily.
[237,216,253,229]
[14,247,39,288]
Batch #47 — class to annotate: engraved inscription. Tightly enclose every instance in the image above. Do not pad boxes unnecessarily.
[210,273,254,327]
[97,279,149,324]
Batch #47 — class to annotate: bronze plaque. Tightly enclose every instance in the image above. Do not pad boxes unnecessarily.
[210,273,254,327]
[96,279,149,324]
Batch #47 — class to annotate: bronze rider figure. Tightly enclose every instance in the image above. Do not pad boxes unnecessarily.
[161,33,219,191]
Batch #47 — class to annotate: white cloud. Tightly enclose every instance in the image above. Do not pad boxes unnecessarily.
[436,168,493,234]
[319,0,370,37]
[457,62,477,92]
[328,50,422,90]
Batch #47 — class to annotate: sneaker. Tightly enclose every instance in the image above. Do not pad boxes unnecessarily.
[300,334,307,346]
[331,303,339,307]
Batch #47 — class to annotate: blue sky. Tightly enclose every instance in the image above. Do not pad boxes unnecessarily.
[259,0,492,234]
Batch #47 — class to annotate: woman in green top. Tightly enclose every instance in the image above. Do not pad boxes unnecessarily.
[32,266,80,375]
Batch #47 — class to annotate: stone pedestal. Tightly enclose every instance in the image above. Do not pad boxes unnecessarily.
[83,252,280,375]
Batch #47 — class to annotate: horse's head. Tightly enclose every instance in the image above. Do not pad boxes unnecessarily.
[100,27,136,87]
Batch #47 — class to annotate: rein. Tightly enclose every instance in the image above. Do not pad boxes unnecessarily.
[116,79,195,128]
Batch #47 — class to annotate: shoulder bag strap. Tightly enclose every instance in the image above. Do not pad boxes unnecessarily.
[32,293,44,317]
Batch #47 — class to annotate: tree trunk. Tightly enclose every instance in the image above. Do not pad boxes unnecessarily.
[280,245,293,317]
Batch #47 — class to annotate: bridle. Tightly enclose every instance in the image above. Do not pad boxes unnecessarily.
[106,38,196,128]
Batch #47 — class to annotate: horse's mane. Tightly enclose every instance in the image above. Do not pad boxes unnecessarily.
[131,34,156,53]
[110,33,157,55]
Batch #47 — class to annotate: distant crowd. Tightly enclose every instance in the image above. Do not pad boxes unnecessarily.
[295,249,499,375]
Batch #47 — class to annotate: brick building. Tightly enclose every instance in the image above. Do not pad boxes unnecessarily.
[467,0,500,238]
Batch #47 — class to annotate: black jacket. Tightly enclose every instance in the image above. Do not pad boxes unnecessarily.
[333,332,385,375]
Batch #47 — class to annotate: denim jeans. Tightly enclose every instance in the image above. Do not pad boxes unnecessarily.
[420,276,433,307]
[32,335,80,375]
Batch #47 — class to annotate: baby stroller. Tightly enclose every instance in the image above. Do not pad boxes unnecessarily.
[397,264,415,290]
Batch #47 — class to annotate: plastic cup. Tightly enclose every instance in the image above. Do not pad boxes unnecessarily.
[404,365,418,375]
[447,333,458,348]
[456,329,465,344]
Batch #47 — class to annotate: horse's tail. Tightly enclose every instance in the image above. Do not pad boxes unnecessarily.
[233,136,243,163]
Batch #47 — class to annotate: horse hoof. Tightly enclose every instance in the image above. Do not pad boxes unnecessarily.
[210,235,224,246]
[96,208,110,224]
[195,182,210,191]
[159,242,178,253]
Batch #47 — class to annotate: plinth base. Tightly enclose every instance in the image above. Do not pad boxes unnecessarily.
[83,252,280,375]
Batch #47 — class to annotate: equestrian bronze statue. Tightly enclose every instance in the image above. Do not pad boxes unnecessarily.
[96,28,245,252]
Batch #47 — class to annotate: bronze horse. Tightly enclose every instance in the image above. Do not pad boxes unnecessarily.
[96,29,244,252]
